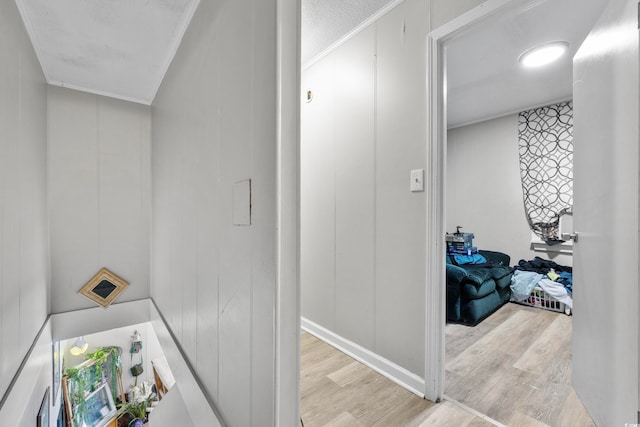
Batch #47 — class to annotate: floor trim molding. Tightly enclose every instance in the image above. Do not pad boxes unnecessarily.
[301,317,425,398]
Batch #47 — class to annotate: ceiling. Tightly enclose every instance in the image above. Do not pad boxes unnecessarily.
[302,0,394,64]
[16,0,199,105]
[302,0,608,128]
[14,0,606,120]
[445,0,608,128]
[15,0,393,105]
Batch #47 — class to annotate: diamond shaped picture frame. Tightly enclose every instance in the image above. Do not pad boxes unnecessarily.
[79,268,128,308]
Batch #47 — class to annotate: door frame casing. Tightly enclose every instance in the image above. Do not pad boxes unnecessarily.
[276,0,301,424]
[424,0,538,401]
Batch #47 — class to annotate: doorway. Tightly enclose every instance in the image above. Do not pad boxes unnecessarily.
[426,0,639,425]
[427,0,595,422]
[296,0,638,425]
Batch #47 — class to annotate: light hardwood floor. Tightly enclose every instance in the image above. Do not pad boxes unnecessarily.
[300,303,594,426]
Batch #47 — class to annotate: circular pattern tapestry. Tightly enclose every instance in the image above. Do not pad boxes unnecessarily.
[518,101,573,241]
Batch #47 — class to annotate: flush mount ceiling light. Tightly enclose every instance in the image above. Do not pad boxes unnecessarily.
[69,336,88,356]
[519,41,569,67]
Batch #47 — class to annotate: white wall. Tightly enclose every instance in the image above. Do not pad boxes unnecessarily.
[301,24,376,349]
[0,320,52,427]
[151,0,280,425]
[48,86,151,313]
[0,0,49,405]
[429,0,486,28]
[62,322,163,392]
[149,302,221,426]
[149,384,193,427]
[300,0,485,383]
[447,114,573,266]
[301,0,427,380]
[375,0,431,376]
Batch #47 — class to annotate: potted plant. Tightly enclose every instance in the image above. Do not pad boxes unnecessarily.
[116,398,149,427]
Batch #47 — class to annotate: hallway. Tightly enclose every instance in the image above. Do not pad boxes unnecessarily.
[301,303,594,426]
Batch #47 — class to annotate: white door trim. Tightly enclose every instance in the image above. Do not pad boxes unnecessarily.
[275,0,301,425]
[424,27,446,402]
[424,0,531,401]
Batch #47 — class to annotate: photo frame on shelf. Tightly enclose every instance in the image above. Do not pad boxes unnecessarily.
[37,387,49,427]
[78,268,128,308]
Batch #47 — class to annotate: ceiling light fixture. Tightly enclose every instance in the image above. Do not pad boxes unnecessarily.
[69,336,89,356]
[519,41,569,68]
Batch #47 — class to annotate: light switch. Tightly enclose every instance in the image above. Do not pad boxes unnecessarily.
[410,169,424,192]
[233,179,252,225]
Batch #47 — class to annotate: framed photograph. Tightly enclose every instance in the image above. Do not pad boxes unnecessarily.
[78,268,128,308]
[37,387,49,427]
[53,340,62,405]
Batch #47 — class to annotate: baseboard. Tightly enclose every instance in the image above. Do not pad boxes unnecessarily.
[301,317,425,398]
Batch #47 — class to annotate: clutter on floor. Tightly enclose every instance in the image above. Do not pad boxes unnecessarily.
[510,256,573,315]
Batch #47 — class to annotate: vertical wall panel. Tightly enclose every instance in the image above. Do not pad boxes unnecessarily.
[300,55,337,330]
[151,0,279,425]
[48,89,99,315]
[0,0,48,405]
[48,86,151,314]
[301,0,436,380]
[374,0,429,377]
[18,27,48,357]
[192,4,220,403]
[333,27,376,348]
[215,2,253,425]
[98,98,151,297]
[249,0,278,422]
[0,13,22,388]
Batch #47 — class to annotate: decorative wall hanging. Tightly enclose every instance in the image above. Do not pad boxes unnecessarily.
[130,330,144,382]
[78,268,128,308]
[518,101,573,242]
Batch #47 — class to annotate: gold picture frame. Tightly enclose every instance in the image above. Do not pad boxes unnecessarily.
[78,268,128,308]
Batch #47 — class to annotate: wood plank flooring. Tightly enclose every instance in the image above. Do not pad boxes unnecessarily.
[301,303,594,426]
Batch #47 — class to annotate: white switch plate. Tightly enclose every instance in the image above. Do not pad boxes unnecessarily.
[233,179,252,225]
[410,169,424,192]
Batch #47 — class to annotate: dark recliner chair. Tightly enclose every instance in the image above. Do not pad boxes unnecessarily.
[446,250,513,325]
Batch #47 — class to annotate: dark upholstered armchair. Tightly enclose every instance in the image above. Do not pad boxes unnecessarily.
[446,250,513,325]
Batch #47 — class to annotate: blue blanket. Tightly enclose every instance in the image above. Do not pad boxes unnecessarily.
[453,253,487,265]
